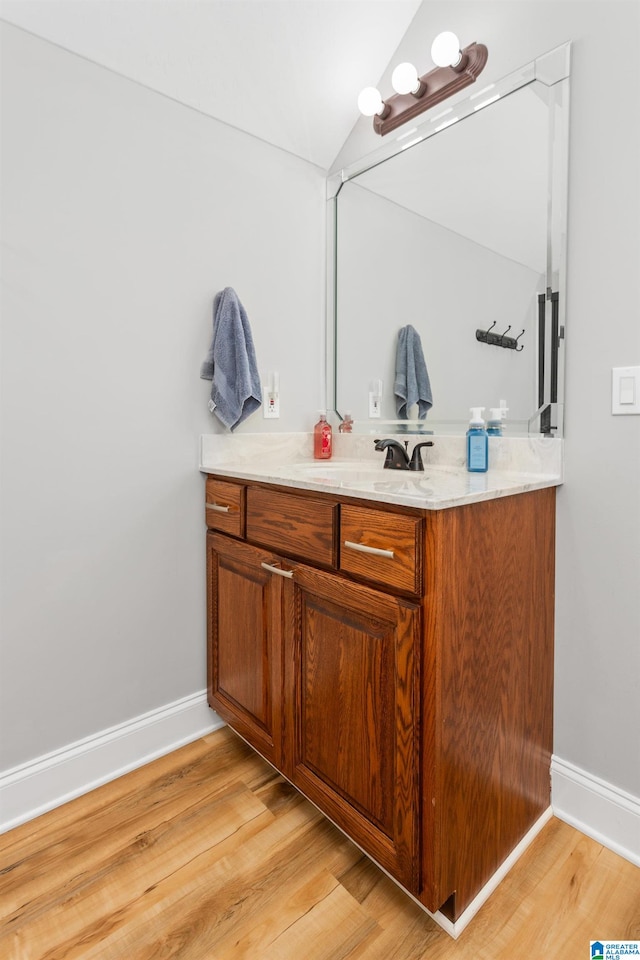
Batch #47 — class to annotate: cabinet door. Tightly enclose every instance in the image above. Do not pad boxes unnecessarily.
[206,532,285,767]
[284,564,421,891]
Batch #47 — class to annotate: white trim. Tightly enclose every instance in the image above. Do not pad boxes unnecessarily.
[352,805,553,939]
[432,807,553,938]
[0,691,223,834]
[3,716,637,922]
[551,755,640,867]
[231,726,553,940]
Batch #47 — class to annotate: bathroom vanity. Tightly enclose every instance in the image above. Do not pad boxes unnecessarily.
[200,40,570,934]
[201,436,560,932]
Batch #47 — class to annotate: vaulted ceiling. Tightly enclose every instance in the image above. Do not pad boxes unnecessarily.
[0,0,422,170]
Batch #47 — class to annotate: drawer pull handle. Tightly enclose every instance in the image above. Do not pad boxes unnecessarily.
[344,540,394,560]
[206,501,231,513]
[261,562,294,579]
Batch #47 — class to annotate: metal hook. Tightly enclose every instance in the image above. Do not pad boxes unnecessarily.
[476,322,525,351]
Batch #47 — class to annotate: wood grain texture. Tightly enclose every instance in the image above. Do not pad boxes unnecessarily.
[423,488,556,918]
[339,504,423,596]
[207,532,284,767]
[287,563,421,890]
[1,728,638,960]
[206,478,558,920]
[204,478,245,537]
[246,486,338,567]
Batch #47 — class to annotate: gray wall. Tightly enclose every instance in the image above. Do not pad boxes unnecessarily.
[1,0,639,817]
[0,23,324,769]
[336,0,640,798]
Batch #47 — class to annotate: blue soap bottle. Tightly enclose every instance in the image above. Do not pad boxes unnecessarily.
[467,407,489,473]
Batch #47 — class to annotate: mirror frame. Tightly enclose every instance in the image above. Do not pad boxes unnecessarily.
[326,43,571,436]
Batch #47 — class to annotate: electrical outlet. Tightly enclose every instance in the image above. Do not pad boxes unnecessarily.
[368,379,382,418]
[263,390,280,418]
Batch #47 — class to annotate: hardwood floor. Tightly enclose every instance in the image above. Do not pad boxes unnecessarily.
[1,727,638,959]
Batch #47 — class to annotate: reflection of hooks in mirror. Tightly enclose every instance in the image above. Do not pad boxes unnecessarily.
[476,324,525,351]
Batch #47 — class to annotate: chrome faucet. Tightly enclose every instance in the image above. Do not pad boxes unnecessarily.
[374,438,434,471]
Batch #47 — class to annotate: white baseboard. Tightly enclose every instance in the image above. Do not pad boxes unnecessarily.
[0,691,224,834]
[551,755,640,867]
[3,717,637,881]
[437,806,553,939]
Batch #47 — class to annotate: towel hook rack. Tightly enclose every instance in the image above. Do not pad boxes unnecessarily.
[475,323,525,351]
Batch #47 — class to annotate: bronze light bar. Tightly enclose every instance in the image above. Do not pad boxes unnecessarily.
[367,41,489,137]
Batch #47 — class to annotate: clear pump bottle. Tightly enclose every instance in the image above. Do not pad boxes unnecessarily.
[487,403,508,436]
[466,407,488,473]
[313,411,333,459]
[487,409,503,436]
[338,412,353,433]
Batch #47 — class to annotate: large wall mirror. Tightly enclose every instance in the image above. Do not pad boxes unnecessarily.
[327,44,570,436]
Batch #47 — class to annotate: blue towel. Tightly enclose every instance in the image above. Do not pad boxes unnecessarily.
[200,287,262,431]
[394,325,433,420]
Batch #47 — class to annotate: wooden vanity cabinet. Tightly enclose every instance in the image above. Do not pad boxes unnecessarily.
[206,522,421,889]
[205,476,556,922]
[283,561,421,890]
[206,532,284,768]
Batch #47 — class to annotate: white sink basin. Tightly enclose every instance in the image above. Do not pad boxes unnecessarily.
[289,461,381,479]
[290,460,377,472]
[288,461,428,483]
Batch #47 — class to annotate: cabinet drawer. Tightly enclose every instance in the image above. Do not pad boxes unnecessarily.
[205,479,245,536]
[246,487,337,567]
[340,504,422,595]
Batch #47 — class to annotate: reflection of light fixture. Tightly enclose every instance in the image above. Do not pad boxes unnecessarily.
[358,32,488,136]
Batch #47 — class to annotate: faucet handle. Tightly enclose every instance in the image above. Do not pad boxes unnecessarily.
[374,438,411,469]
[409,441,434,471]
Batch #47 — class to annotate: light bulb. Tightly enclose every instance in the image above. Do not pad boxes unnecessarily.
[431,31,462,67]
[357,86,385,117]
[391,62,421,96]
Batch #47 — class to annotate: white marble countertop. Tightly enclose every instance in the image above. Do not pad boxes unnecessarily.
[200,433,563,511]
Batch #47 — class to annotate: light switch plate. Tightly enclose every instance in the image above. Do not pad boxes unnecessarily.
[612,366,640,415]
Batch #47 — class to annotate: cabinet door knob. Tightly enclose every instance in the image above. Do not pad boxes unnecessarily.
[206,501,231,513]
[260,561,294,579]
[343,540,394,559]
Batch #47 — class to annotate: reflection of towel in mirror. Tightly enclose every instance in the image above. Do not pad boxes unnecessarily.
[394,325,433,420]
[200,287,262,431]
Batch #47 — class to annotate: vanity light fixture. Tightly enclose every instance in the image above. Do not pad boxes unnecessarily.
[358,31,488,136]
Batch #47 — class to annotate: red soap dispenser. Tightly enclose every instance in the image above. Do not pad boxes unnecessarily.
[313,410,332,460]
